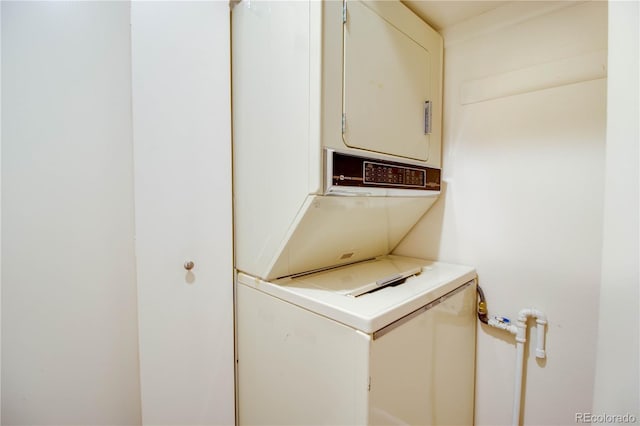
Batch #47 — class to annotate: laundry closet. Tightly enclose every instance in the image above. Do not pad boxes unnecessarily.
[232,1,477,424]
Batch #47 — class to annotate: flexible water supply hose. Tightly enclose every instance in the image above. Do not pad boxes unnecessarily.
[476,285,489,324]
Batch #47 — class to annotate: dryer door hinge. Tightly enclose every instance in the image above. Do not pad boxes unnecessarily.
[342,113,346,134]
[342,1,347,24]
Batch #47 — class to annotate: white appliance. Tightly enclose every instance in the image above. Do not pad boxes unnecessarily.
[236,256,477,425]
[232,1,476,424]
[232,0,444,281]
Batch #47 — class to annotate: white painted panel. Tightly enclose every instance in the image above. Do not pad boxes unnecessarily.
[460,50,607,105]
[236,283,370,425]
[369,282,476,425]
[267,195,437,280]
[592,0,640,418]
[1,2,140,424]
[402,1,503,31]
[343,0,431,161]
[131,2,234,424]
[231,0,317,279]
[1,4,3,420]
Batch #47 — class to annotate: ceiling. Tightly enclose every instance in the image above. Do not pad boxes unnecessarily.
[402,1,505,31]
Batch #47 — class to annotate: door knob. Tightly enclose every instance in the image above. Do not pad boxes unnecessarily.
[184,261,195,271]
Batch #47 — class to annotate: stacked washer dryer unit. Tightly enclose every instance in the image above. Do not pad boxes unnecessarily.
[232,1,477,424]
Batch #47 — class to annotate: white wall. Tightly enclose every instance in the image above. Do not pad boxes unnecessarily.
[395,2,608,425]
[1,3,3,421]
[0,3,3,421]
[592,0,639,418]
[1,2,141,424]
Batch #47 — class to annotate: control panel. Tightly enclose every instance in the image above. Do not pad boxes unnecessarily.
[328,151,440,192]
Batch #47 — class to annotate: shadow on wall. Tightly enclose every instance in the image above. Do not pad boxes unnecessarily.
[394,181,448,260]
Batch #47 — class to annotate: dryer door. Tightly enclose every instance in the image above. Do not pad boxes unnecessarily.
[342,0,439,162]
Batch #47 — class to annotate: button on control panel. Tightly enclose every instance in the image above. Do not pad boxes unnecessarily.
[364,162,425,187]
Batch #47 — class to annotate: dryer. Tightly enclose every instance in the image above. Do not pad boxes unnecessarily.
[232,0,444,281]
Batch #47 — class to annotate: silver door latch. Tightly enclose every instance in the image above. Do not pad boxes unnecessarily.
[424,101,432,135]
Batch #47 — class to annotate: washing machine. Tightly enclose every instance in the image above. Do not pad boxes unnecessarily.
[236,255,477,425]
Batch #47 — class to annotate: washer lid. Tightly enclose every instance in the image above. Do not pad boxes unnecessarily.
[237,255,476,333]
[284,256,424,297]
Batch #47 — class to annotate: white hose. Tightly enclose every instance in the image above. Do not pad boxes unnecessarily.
[535,317,547,359]
[512,319,527,425]
[513,334,525,425]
